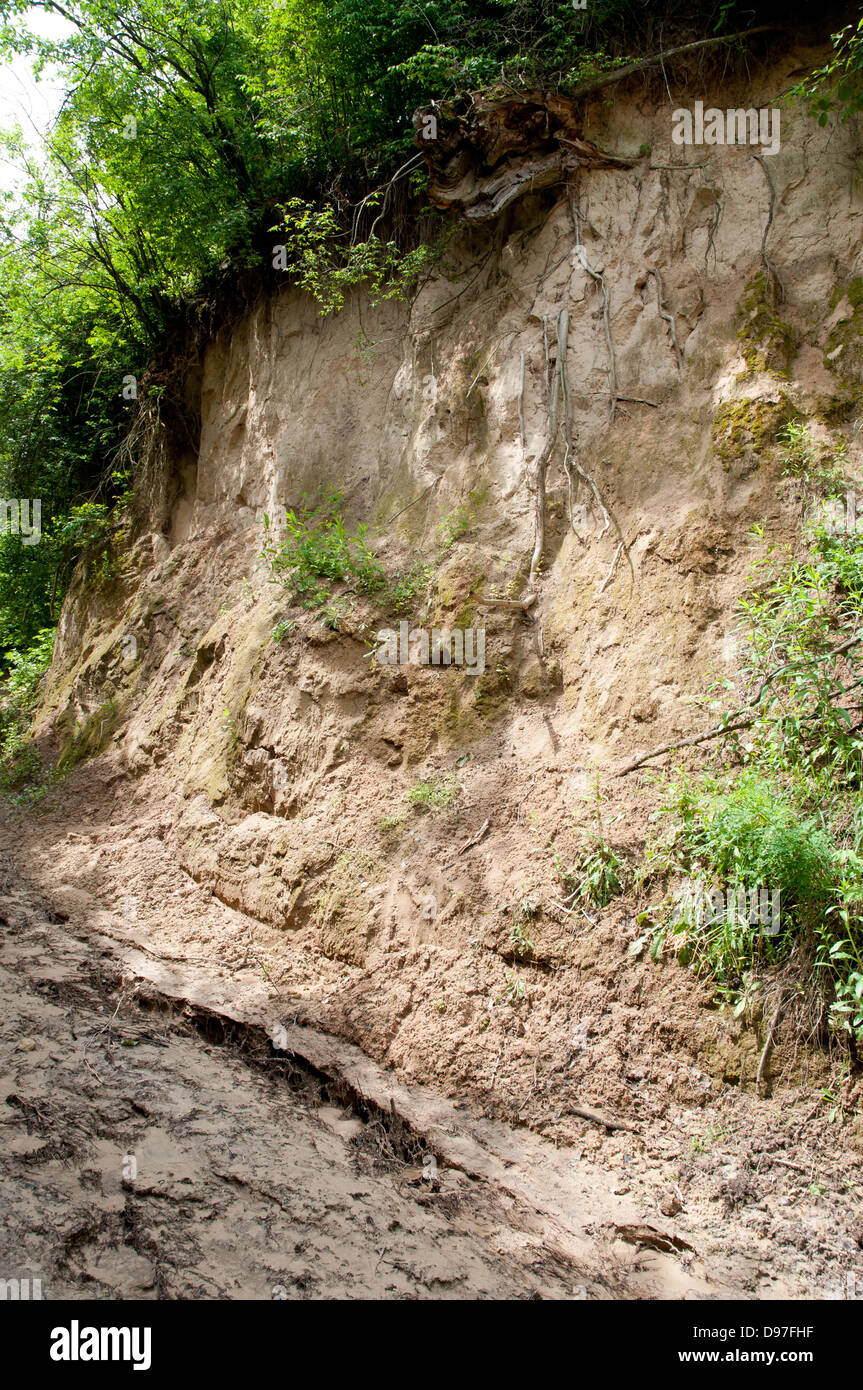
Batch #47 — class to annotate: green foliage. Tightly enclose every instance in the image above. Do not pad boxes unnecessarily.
[730,525,863,782]
[642,513,863,1045]
[562,770,627,907]
[495,969,526,1006]
[406,772,461,813]
[0,626,54,789]
[55,696,119,775]
[509,906,536,959]
[435,502,475,550]
[778,420,846,493]
[271,618,297,643]
[644,768,863,1039]
[261,492,385,606]
[273,199,445,315]
[385,559,432,616]
[658,770,835,932]
[564,840,626,908]
[790,17,863,125]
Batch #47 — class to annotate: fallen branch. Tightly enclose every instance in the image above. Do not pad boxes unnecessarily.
[478,592,537,611]
[750,632,863,704]
[565,26,782,104]
[615,716,755,776]
[767,1156,807,1173]
[456,818,490,856]
[614,1224,693,1254]
[571,1103,637,1133]
[516,779,537,822]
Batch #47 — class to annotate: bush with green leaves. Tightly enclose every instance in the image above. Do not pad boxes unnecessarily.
[560,770,627,908]
[0,626,54,789]
[639,499,863,1043]
[642,768,863,1041]
[385,559,432,616]
[261,493,385,606]
[564,840,626,908]
[718,523,863,784]
[790,15,863,125]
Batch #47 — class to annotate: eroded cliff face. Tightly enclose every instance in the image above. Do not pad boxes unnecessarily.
[17,49,863,1179]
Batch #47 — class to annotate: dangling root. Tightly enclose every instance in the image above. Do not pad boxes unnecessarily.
[647,266,683,378]
[753,153,784,305]
[572,458,611,542]
[529,313,565,584]
[598,540,623,595]
[528,307,615,582]
[518,351,526,455]
[568,186,617,425]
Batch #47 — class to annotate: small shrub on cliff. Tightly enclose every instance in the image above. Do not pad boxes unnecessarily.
[645,768,863,1042]
[261,493,385,607]
[640,515,863,1045]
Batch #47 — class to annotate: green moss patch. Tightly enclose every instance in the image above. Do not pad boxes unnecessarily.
[738,273,797,376]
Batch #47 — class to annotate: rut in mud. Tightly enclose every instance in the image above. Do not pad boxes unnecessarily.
[0,876,599,1301]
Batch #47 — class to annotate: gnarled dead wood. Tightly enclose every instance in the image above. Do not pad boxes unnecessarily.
[413,28,780,223]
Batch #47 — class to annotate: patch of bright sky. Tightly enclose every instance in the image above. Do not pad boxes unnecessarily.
[0,5,75,194]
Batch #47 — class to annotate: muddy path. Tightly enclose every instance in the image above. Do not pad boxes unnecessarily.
[0,879,603,1300]
[2,839,862,1302]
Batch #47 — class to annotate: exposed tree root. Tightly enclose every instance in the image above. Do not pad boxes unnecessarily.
[529,312,565,584]
[647,266,684,377]
[585,262,617,425]
[518,350,526,455]
[598,541,624,596]
[466,330,518,398]
[616,633,863,775]
[702,175,722,274]
[573,459,611,542]
[753,153,784,304]
[569,189,617,425]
